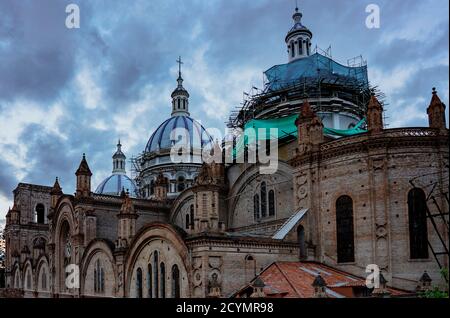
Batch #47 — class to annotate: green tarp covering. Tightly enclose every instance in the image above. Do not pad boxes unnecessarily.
[232,115,367,157]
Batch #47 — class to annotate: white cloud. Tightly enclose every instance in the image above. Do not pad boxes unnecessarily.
[76,65,104,110]
[185,45,263,121]
[0,99,66,176]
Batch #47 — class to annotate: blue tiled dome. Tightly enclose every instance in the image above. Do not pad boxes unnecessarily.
[145,115,213,153]
[95,174,139,197]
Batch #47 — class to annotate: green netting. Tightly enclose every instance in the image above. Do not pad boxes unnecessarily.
[265,53,368,91]
[232,115,367,157]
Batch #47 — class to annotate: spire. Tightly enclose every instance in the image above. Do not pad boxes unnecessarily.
[171,56,190,116]
[176,55,183,85]
[112,139,126,174]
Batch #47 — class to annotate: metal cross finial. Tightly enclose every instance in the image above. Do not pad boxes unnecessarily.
[176,56,183,76]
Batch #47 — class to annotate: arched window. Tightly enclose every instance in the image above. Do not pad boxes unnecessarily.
[253,194,260,220]
[171,265,180,298]
[14,270,20,288]
[245,255,256,279]
[147,264,152,298]
[408,188,429,259]
[291,42,295,57]
[41,268,47,291]
[160,263,166,298]
[94,259,104,293]
[260,182,267,218]
[177,99,181,109]
[268,190,275,216]
[297,225,306,260]
[153,252,159,298]
[136,267,143,298]
[26,269,31,290]
[306,39,310,55]
[177,176,185,192]
[150,180,155,195]
[336,195,355,263]
[190,205,194,229]
[298,38,303,55]
[185,213,190,230]
[36,204,45,224]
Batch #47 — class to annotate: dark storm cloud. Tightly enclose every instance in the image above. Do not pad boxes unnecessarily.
[17,120,113,194]
[0,0,81,104]
[0,157,18,200]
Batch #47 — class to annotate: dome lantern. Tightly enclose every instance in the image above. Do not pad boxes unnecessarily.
[112,139,126,175]
[285,5,313,62]
[171,56,190,117]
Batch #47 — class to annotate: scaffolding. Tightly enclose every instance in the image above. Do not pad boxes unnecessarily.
[227,51,387,129]
[410,172,449,278]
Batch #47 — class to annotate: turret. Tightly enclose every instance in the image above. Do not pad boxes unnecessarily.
[372,272,391,298]
[192,162,226,234]
[417,271,433,292]
[312,274,327,298]
[50,177,63,209]
[427,88,447,130]
[295,96,324,154]
[154,173,168,201]
[6,203,20,226]
[250,277,266,298]
[75,153,92,198]
[367,93,384,134]
[116,190,139,249]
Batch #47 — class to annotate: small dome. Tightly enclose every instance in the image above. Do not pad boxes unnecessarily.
[145,115,213,153]
[95,174,139,198]
[285,7,312,42]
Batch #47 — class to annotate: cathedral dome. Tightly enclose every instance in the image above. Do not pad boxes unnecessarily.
[95,141,139,198]
[95,174,138,197]
[145,115,213,154]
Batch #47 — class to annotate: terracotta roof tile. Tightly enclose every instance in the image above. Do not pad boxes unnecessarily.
[241,261,411,298]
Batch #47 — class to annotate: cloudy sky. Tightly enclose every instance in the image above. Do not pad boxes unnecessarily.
[0,0,448,222]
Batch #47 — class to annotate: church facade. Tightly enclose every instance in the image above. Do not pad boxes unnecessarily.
[3,7,449,298]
